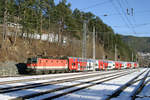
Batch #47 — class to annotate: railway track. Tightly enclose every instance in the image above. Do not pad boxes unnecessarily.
[129,70,150,100]
[0,69,128,85]
[0,70,130,94]
[103,69,149,100]
[0,71,99,85]
[135,76,150,99]
[0,69,134,85]
[8,70,138,100]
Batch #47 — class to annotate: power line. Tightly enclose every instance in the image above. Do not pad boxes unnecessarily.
[110,0,132,33]
[63,21,150,32]
[121,0,137,27]
[124,0,129,5]
[116,0,137,35]
[121,0,128,9]
[98,10,150,16]
[79,0,111,11]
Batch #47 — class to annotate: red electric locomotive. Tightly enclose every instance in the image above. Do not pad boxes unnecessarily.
[26,57,68,74]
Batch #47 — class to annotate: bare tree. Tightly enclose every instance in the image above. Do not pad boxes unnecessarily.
[2,0,8,48]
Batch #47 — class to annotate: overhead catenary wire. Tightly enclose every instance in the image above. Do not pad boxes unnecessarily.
[124,0,129,5]
[110,0,132,33]
[71,0,150,36]
[79,0,111,11]
[121,0,137,27]
[98,10,150,17]
[121,0,128,9]
[115,0,137,35]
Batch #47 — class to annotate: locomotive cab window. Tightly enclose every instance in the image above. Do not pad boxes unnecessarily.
[32,58,37,63]
[27,58,37,63]
[27,58,31,63]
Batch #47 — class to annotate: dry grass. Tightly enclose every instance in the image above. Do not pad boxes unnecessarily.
[0,25,108,62]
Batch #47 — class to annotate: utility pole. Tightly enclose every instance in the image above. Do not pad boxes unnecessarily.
[132,52,133,61]
[82,21,87,59]
[2,0,7,47]
[93,27,96,71]
[115,44,117,61]
[93,26,95,59]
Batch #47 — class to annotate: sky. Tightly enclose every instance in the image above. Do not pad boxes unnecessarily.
[55,0,150,37]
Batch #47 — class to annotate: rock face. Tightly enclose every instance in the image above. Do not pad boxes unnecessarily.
[0,61,19,76]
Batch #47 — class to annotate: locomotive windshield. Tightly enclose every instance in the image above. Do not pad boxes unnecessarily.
[27,58,38,64]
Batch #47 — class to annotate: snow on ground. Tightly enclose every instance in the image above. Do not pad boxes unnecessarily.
[111,69,149,100]
[0,68,148,100]
[0,70,118,82]
[136,77,150,100]
[0,71,126,100]
[55,68,147,100]
[28,71,131,100]
[111,81,140,100]
[0,71,115,89]
[0,72,91,82]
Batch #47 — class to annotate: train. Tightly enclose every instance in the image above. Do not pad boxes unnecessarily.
[26,56,139,74]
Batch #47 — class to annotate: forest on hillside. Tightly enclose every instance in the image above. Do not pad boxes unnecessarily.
[122,36,150,53]
[0,0,135,61]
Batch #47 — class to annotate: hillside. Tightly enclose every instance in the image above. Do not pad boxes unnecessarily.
[0,0,134,62]
[122,36,150,53]
[0,32,106,62]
